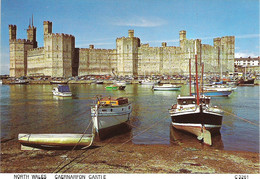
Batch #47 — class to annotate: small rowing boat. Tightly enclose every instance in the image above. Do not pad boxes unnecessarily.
[18,133,94,150]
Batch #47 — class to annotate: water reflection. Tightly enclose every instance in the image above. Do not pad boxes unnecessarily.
[0,84,259,152]
[169,126,224,150]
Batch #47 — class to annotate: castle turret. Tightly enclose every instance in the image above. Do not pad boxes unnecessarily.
[179,30,186,41]
[128,30,134,38]
[9,25,17,40]
[27,16,38,48]
[43,21,52,36]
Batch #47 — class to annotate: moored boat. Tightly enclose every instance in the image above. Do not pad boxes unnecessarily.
[9,79,29,84]
[153,84,181,91]
[140,79,159,85]
[91,96,132,140]
[52,85,72,97]
[169,95,223,144]
[95,80,104,84]
[105,85,126,90]
[18,133,94,150]
[50,80,68,84]
[237,78,255,86]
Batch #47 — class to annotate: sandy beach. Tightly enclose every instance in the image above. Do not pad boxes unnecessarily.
[1,138,259,174]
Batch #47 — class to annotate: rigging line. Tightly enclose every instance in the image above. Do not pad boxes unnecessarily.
[213,102,259,126]
[60,114,170,173]
[222,108,258,126]
[53,119,94,173]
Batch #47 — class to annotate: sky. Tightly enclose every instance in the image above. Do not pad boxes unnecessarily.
[1,0,259,75]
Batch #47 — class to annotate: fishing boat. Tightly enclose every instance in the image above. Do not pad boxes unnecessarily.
[91,96,132,140]
[169,95,223,141]
[52,85,72,97]
[237,78,255,86]
[153,84,181,91]
[105,85,126,90]
[18,133,94,150]
[169,42,223,145]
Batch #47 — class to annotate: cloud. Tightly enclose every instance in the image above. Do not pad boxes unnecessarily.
[236,34,260,39]
[111,16,167,27]
[235,52,259,58]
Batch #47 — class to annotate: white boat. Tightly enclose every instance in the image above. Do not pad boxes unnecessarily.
[203,85,232,92]
[52,85,72,97]
[114,80,130,86]
[140,79,159,85]
[91,96,132,140]
[18,133,94,150]
[153,84,181,91]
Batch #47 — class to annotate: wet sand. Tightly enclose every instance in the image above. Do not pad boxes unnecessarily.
[1,138,259,173]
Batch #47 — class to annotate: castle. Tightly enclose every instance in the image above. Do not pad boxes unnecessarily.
[9,20,235,77]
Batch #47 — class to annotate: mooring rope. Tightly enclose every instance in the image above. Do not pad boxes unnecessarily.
[53,118,94,173]
[57,113,170,173]
[221,108,259,126]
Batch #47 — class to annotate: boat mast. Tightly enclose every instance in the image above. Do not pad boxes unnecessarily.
[195,41,200,105]
[189,51,192,96]
[201,63,204,94]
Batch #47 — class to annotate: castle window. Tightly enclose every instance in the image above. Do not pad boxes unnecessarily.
[57,46,59,50]
[57,55,58,58]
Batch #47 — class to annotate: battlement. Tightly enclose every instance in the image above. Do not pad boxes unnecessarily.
[9,39,34,44]
[9,24,17,29]
[141,43,150,47]
[46,33,75,38]
[28,47,44,51]
[43,21,52,25]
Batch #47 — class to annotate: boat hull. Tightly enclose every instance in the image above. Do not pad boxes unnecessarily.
[18,133,93,148]
[192,90,232,97]
[170,110,222,137]
[153,87,181,91]
[53,91,72,97]
[91,104,132,140]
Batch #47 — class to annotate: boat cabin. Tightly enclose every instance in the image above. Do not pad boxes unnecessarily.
[177,95,211,106]
[57,85,71,92]
[98,97,129,106]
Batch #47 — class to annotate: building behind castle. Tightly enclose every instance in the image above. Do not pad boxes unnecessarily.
[9,20,235,77]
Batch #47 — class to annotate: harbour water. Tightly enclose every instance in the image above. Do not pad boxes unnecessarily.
[0,84,259,152]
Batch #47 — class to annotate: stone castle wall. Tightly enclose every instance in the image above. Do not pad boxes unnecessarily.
[9,21,235,78]
[78,46,117,76]
[27,47,45,75]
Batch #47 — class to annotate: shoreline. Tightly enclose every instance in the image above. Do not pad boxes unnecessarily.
[1,139,259,173]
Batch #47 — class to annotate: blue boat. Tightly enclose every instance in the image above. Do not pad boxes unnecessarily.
[192,90,232,97]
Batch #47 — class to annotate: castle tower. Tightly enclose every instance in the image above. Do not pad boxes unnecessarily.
[179,30,187,48]
[116,30,140,76]
[27,16,38,48]
[43,21,52,36]
[9,25,17,40]
[9,24,34,77]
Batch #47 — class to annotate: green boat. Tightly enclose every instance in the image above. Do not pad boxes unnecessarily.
[105,85,126,90]
[105,85,119,90]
